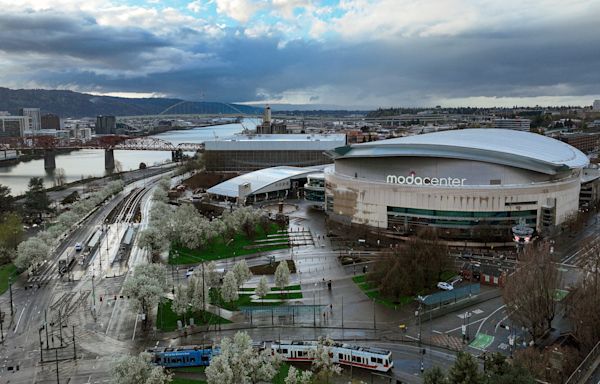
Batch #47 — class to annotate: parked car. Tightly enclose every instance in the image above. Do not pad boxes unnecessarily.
[75,243,83,252]
[437,282,454,291]
[186,267,194,278]
[449,277,463,286]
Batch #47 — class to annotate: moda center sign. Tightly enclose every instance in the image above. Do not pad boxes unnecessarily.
[386,172,466,187]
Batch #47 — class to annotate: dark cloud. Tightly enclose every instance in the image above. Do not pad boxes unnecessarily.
[1,8,599,106]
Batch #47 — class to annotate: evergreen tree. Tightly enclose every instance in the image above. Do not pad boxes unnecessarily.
[448,352,482,384]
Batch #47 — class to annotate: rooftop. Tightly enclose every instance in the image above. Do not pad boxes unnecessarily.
[207,165,326,198]
[331,128,589,175]
[204,133,346,151]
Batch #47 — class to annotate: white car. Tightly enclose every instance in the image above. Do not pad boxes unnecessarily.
[185,268,194,278]
[437,282,454,291]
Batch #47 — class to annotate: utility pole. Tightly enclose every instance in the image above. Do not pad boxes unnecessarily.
[58,308,63,347]
[9,277,13,317]
[373,298,376,330]
[72,325,77,360]
[55,349,60,384]
[341,296,344,329]
[0,310,3,342]
[44,310,49,350]
[91,272,96,320]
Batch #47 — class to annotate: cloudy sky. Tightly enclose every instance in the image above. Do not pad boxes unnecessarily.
[1,0,599,108]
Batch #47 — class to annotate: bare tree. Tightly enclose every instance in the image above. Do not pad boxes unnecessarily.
[503,242,559,341]
[567,241,600,352]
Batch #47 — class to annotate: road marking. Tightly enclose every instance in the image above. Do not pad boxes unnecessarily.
[405,335,419,341]
[13,307,26,333]
[445,318,485,334]
[494,314,510,333]
[432,330,443,334]
[472,309,484,315]
[469,333,494,350]
[476,304,506,337]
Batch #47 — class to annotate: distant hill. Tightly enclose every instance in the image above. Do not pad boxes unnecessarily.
[0,87,262,118]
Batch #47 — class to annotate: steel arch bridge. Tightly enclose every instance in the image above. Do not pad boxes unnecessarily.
[112,137,204,151]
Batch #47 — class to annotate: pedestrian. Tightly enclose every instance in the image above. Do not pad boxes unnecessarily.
[329,303,333,313]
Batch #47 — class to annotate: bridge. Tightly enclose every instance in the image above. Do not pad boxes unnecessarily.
[0,135,204,170]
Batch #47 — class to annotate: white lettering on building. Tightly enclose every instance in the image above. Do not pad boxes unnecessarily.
[386,174,466,186]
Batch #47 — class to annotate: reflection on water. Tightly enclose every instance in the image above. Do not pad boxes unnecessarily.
[0,121,250,195]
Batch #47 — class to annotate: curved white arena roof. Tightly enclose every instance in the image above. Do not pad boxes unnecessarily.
[331,129,589,175]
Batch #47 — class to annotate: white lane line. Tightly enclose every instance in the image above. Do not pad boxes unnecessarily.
[432,330,443,334]
[476,305,506,337]
[494,314,511,333]
[13,307,26,333]
[445,318,485,334]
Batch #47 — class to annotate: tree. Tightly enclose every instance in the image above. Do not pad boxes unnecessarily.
[483,353,535,384]
[221,271,239,303]
[233,259,252,288]
[111,351,172,384]
[285,366,313,384]
[503,242,559,341]
[24,177,51,220]
[0,212,23,249]
[54,168,66,187]
[0,184,13,214]
[171,284,189,321]
[568,241,600,352]
[368,231,452,299]
[123,264,168,325]
[15,237,50,270]
[188,274,209,312]
[205,261,221,288]
[255,276,269,304]
[424,366,448,384]
[448,352,482,384]
[274,261,290,295]
[308,337,342,383]
[205,331,281,384]
[138,227,169,257]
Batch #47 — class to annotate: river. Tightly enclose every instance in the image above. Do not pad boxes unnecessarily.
[0,119,257,195]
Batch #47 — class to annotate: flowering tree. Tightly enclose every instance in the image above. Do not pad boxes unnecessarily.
[308,337,342,383]
[188,274,209,312]
[233,259,252,288]
[15,237,49,270]
[171,284,189,320]
[255,276,269,304]
[221,271,239,304]
[123,264,168,324]
[205,331,281,384]
[274,261,291,295]
[284,366,313,384]
[112,352,172,384]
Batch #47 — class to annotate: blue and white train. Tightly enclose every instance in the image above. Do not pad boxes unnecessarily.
[147,345,217,368]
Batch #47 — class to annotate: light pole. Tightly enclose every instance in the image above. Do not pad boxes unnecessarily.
[8,276,13,317]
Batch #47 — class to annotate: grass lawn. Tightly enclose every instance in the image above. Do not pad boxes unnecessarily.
[272,363,291,384]
[156,300,231,332]
[170,224,288,265]
[172,367,205,374]
[171,378,206,384]
[240,284,302,292]
[210,289,301,311]
[0,264,17,295]
[352,274,413,309]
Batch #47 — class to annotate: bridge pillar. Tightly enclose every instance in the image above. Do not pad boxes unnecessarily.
[44,151,56,170]
[105,149,115,170]
[171,149,183,162]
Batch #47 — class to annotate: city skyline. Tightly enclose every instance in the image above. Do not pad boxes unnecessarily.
[1,0,599,108]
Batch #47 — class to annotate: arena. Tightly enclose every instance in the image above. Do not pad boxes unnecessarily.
[324,129,591,241]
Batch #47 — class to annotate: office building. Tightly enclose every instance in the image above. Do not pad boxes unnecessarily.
[19,108,41,131]
[594,100,600,112]
[493,118,531,131]
[41,113,61,130]
[96,115,116,134]
[0,115,29,137]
